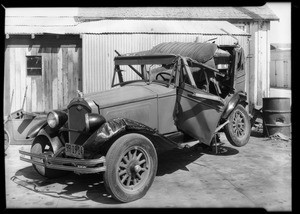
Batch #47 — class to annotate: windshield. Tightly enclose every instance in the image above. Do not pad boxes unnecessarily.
[111,56,177,87]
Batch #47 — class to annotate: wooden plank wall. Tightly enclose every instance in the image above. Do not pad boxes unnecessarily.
[270,50,291,88]
[248,21,270,110]
[4,35,82,116]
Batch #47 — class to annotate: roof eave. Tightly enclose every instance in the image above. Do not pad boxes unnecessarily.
[76,16,280,22]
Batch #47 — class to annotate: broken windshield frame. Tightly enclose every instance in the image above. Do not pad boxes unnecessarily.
[111,54,224,89]
[111,55,179,88]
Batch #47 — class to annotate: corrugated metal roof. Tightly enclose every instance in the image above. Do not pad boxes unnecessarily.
[5,6,278,21]
[5,18,249,36]
[5,16,79,34]
[77,5,279,21]
[5,6,278,35]
[6,16,78,26]
[5,26,77,35]
[76,20,249,35]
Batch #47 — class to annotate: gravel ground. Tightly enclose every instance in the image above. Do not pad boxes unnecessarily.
[4,132,291,210]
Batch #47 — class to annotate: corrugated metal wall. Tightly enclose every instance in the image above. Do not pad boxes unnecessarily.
[82,34,249,94]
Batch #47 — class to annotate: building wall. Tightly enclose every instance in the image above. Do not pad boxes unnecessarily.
[233,21,271,110]
[4,35,82,115]
[270,49,291,89]
[269,88,291,105]
[82,33,250,95]
[233,21,273,112]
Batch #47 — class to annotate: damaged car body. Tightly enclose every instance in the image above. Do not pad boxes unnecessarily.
[19,42,251,202]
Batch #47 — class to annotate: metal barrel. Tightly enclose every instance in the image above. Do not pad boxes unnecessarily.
[262,97,291,137]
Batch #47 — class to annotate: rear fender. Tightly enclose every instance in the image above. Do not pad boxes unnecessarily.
[221,91,247,119]
[82,118,178,155]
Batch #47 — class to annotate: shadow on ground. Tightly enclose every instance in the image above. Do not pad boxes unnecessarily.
[13,142,239,205]
[13,167,117,205]
[156,144,238,176]
[251,129,264,137]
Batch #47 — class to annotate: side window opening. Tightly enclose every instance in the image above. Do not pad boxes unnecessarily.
[191,67,209,91]
[150,64,176,84]
[181,65,191,85]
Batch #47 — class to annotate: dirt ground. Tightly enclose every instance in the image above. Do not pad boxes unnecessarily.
[4,131,291,210]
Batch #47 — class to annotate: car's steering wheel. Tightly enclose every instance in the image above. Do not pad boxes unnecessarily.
[155,72,172,81]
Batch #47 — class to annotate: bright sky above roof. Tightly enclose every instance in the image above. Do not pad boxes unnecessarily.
[266,2,291,44]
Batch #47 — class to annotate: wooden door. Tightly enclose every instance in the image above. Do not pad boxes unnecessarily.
[27,45,82,112]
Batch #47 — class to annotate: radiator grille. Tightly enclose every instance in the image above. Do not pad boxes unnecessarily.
[67,98,91,145]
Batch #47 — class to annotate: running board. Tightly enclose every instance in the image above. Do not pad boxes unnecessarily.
[164,131,200,149]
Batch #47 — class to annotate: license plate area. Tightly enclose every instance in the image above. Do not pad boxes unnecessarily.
[65,143,84,159]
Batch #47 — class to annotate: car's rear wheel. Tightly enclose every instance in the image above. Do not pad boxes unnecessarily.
[224,104,251,147]
[31,136,68,178]
[104,133,157,202]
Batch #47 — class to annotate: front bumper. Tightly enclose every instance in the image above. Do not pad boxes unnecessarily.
[19,149,106,174]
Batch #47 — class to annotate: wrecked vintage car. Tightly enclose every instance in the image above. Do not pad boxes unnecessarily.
[19,42,251,202]
[4,109,47,151]
[4,86,47,151]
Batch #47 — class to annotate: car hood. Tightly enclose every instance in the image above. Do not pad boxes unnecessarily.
[85,83,158,109]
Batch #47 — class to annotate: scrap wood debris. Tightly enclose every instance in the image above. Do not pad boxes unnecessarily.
[268,132,291,142]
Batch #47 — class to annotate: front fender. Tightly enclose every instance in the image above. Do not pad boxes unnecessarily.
[26,119,47,139]
[32,129,64,153]
[221,91,247,119]
[82,118,178,155]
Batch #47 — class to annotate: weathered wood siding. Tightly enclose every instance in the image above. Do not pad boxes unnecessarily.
[246,21,270,109]
[4,35,82,116]
[270,50,291,89]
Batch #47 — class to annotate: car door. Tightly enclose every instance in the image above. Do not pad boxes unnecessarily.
[175,60,226,145]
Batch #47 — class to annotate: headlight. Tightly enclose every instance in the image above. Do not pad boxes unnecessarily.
[47,110,68,129]
[85,113,106,132]
[217,64,229,69]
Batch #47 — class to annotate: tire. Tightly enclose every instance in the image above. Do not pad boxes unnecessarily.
[31,136,68,178]
[104,133,157,202]
[224,104,251,147]
[4,130,10,151]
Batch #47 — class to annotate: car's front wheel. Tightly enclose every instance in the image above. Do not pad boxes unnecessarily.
[31,136,68,178]
[224,104,251,147]
[103,133,157,202]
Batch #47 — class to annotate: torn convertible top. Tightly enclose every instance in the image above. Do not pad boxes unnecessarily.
[125,42,218,63]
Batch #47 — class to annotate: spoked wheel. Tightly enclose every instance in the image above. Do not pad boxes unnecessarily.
[104,133,157,202]
[224,104,251,147]
[31,136,68,178]
[117,146,151,190]
[4,130,10,151]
